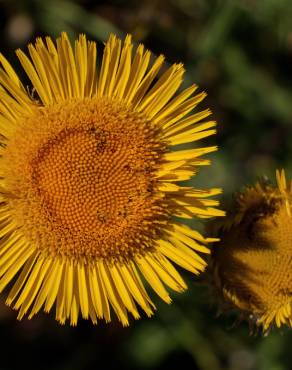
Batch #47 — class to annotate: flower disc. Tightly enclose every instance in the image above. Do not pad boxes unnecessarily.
[4,98,166,261]
[0,33,222,325]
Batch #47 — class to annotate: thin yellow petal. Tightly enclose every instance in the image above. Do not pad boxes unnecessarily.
[16,49,50,105]
[158,239,201,274]
[164,146,218,162]
[43,259,63,312]
[135,257,171,303]
[118,263,154,316]
[0,245,35,292]
[98,261,129,325]
[145,255,185,292]
[109,264,140,319]
[64,260,74,317]
[77,263,89,319]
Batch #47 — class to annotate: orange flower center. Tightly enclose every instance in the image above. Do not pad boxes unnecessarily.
[3,98,168,262]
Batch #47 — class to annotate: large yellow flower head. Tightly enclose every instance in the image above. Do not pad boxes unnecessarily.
[0,33,222,325]
[210,170,292,332]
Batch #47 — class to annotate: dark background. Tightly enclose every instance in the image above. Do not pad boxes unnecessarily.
[0,0,292,369]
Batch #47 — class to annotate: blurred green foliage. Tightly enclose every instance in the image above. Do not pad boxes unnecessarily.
[0,0,292,369]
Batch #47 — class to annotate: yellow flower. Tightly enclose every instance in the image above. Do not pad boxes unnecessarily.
[0,32,222,325]
[210,169,292,332]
